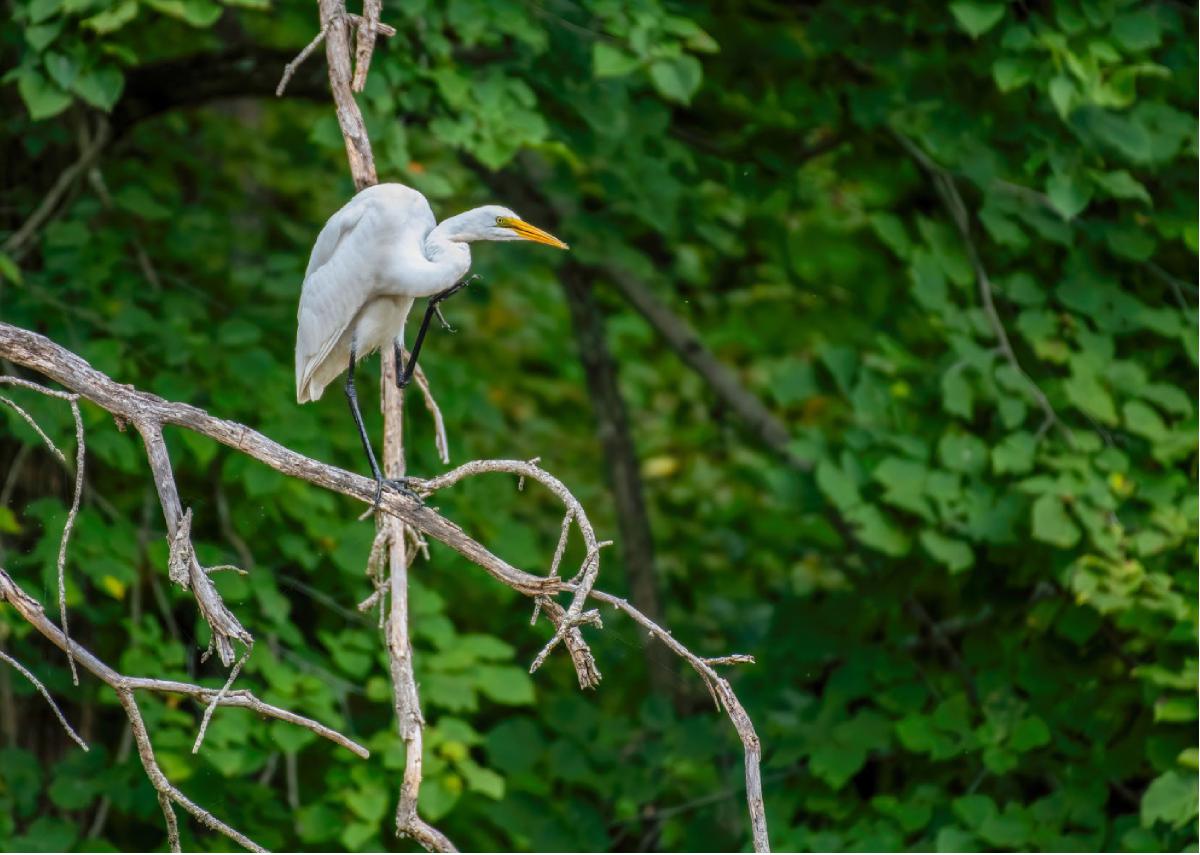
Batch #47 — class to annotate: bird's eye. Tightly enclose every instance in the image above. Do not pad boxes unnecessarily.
[495,216,503,225]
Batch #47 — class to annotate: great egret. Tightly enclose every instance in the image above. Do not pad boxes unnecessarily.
[295,183,568,503]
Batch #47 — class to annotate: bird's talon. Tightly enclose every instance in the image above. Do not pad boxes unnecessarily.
[370,477,423,510]
[384,477,424,504]
[434,304,456,333]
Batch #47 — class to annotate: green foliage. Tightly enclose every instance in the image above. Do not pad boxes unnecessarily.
[1,0,1196,851]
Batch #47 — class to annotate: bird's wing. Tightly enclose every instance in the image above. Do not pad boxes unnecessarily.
[295,186,437,402]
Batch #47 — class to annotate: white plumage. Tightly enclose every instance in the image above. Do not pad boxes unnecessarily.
[293,181,568,493]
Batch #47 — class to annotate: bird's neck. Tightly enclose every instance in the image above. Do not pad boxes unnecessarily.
[414,223,471,293]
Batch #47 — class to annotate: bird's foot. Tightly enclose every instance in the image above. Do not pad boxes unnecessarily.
[433,303,455,333]
[371,476,424,511]
[429,274,478,333]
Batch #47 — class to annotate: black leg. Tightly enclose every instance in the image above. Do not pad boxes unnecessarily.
[344,339,420,508]
[396,275,476,389]
[345,340,384,482]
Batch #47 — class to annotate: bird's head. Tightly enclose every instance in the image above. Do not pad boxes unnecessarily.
[454,205,569,249]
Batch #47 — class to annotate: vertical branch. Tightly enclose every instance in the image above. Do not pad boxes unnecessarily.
[352,0,383,92]
[312,0,449,844]
[382,348,453,851]
[318,0,377,190]
[560,268,676,699]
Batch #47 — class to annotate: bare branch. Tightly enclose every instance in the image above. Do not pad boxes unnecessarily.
[418,458,606,688]
[118,688,267,853]
[408,356,451,465]
[0,376,83,683]
[0,393,67,464]
[0,321,769,851]
[138,425,253,666]
[276,22,329,96]
[0,567,369,757]
[58,397,85,684]
[583,589,770,853]
[317,0,377,189]
[892,131,1073,447]
[351,0,383,92]
[0,647,88,751]
[192,645,250,753]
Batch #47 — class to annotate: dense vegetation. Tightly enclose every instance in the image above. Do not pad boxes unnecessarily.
[1,0,1196,851]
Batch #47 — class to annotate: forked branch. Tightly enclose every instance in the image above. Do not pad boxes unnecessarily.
[0,321,770,851]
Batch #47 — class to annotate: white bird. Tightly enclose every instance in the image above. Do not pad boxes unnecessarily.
[295,182,568,501]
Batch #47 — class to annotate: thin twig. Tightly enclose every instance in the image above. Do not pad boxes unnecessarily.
[409,356,450,464]
[351,0,383,92]
[584,589,770,853]
[0,567,369,758]
[119,688,267,853]
[892,131,1073,446]
[276,23,329,96]
[192,645,250,753]
[0,648,88,751]
[2,118,111,258]
[0,394,67,464]
[57,398,85,684]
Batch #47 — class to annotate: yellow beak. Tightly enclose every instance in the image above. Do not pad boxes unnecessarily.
[501,217,569,250]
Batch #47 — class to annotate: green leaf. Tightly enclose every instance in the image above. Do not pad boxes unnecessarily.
[28,0,63,24]
[339,822,376,851]
[459,759,505,799]
[941,366,973,419]
[42,52,76,91]
[1048,76,1075,119]
[1031,494,1080,549]
[952,794,997,829]
[0,252,22,285]
[1123,400,1167,442]
[72,66,125,111]
[1140,771,1199,829]
[870,212,912,257]
[82,0,138,33]
[648,55,703,104]
[992,57,1033,92]
[346,783,388,823]
[474,665,535,705]
[1009,716,1050,751]
[10,816,78,853]
[24,20,63,50]
[592,43,640,78]
[1046,173,1092,220]
[920,530,973,573]
[992,431,1036,475]
[950,2,1004,38]
[937,433,988,475]
[809,742,867,790]
[1063,361,1117,424]
[816,458,861,511]
[143,0,222,27]
[1111,8,1162,52]
[419,776,461,821]
[1090,169,1151,205]
[17,70,72,120]
[1153,696,1198,723]
[845,504,911,557]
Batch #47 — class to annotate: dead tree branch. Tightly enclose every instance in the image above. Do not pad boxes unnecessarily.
[0,321,770,851]
[0,565,367,853]
[0,647,88,751]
